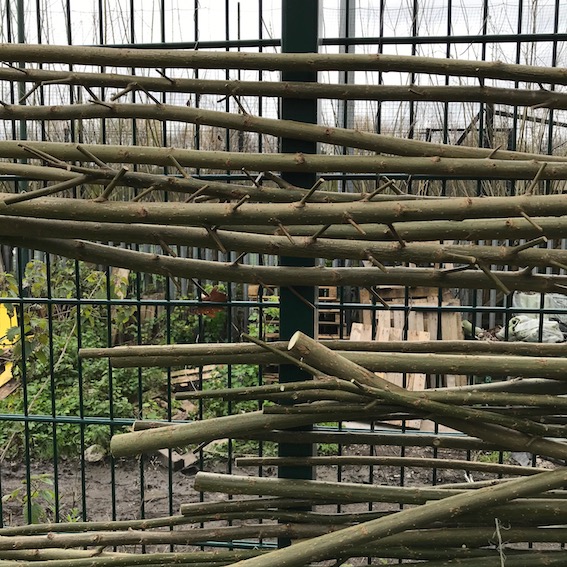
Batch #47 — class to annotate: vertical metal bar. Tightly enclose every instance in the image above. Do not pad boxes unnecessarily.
[279,0,318,488]
[15,0,34,525]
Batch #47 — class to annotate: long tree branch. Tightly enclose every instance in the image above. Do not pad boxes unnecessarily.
[3,189,567,226]
[1,235,565,293]
[1,102,565,163]
[2,44,567,84]
[0,159,370,204]
[239,216,567,242]
[2,141,567,178]
[5,66,567,107]
[1,215,565,269]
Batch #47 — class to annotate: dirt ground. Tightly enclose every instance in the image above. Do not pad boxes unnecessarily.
[0,444,559,565]
[0,443,494,526]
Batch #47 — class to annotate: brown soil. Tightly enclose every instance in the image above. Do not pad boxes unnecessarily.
[0,444,487,526]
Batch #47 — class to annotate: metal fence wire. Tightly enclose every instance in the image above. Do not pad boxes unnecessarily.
[0,0,566,561]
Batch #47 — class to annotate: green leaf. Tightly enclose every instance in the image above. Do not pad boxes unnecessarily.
[6,326,20,341]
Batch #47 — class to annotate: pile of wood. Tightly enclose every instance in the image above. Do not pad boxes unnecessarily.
[3,44,567,565]
[75,331,567,566]
[2,46,567,297]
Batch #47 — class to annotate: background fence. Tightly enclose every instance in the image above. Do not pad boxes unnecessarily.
[0,0,565,553]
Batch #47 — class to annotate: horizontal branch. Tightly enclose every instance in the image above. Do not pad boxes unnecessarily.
[193,472,463,505]
[0,524,329,551]
[0,550,267,567]
[2,215,566,269]
[110,409,370,457]
[2,141,567,178]
[5,66,567,107]
[3,44,567,84]
[174,379,567,412]
[241,216,567,242]
[243,429,498,451]
[1,102,564,163]
[4,186,567,226]
[79,340,567,360]
[107,347,567,379]
[0,158,365,204]
[3,235,566,293]
[234,456,545,476]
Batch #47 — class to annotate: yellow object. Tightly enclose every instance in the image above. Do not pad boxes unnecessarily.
[0,303,16,387]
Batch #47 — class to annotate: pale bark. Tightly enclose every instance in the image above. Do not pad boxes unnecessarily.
[3,215,567,270]
[3,141,567,177]
[1,103,565,163]
[6,66,567,107]
[2,235,566,293]
[2,43,567,84]
[4,187,567,226]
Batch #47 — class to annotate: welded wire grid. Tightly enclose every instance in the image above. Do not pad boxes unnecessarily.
[0,0,565,556]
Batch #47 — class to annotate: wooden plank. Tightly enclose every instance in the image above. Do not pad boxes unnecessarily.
[385,327,404,388]
[406,331,429,392]
[157,448,199,473]
[419,420,460,434]
[391,310,405,333]
[0,377,18,401]
[407,310,425,333]
[171,365,216,386]
[441,310,467,387]
[358,288,374,328]
[376,310,392,339]
[349,322,372,342]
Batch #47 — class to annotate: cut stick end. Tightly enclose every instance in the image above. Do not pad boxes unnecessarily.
[288,331,304,350]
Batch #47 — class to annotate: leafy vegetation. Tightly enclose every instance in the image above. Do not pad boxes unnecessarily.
[0,258,231,460]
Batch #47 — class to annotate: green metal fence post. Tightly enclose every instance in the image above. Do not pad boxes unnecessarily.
[278,0,319,485]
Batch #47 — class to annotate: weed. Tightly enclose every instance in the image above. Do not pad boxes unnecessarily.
[2,474,56,524]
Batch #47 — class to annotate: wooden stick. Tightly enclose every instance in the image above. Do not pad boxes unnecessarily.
[220,467,567,567]
[3,44,567,84]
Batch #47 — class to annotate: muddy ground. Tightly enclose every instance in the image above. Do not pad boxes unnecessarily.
[0,443,502,526]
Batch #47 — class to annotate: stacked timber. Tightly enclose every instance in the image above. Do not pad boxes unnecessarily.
[75,331,567,566]
[2,44,567,565]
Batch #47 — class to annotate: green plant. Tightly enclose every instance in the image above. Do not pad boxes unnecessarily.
[475,450,512,464]
[0,259,206,460]
[248,299,279,339]
[2,474,56,524]
[200,364,261,419]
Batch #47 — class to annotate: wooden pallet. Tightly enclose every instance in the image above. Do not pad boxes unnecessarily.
[247,285,347,340]
[351,288,466,429]
[170,365,216,392]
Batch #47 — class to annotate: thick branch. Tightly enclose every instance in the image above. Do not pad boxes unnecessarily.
[79,340,567,360]
[233,216,567,242]
[2,235,566,294]
[1,103,564,163]
[107,348,567,380]
[4,66,567,107]
[4,187,567,226]
[110,410,364,458]
[2,141,567,178]
[193,472,463,505]
[3,215,567,270]
[3,44,567,84]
